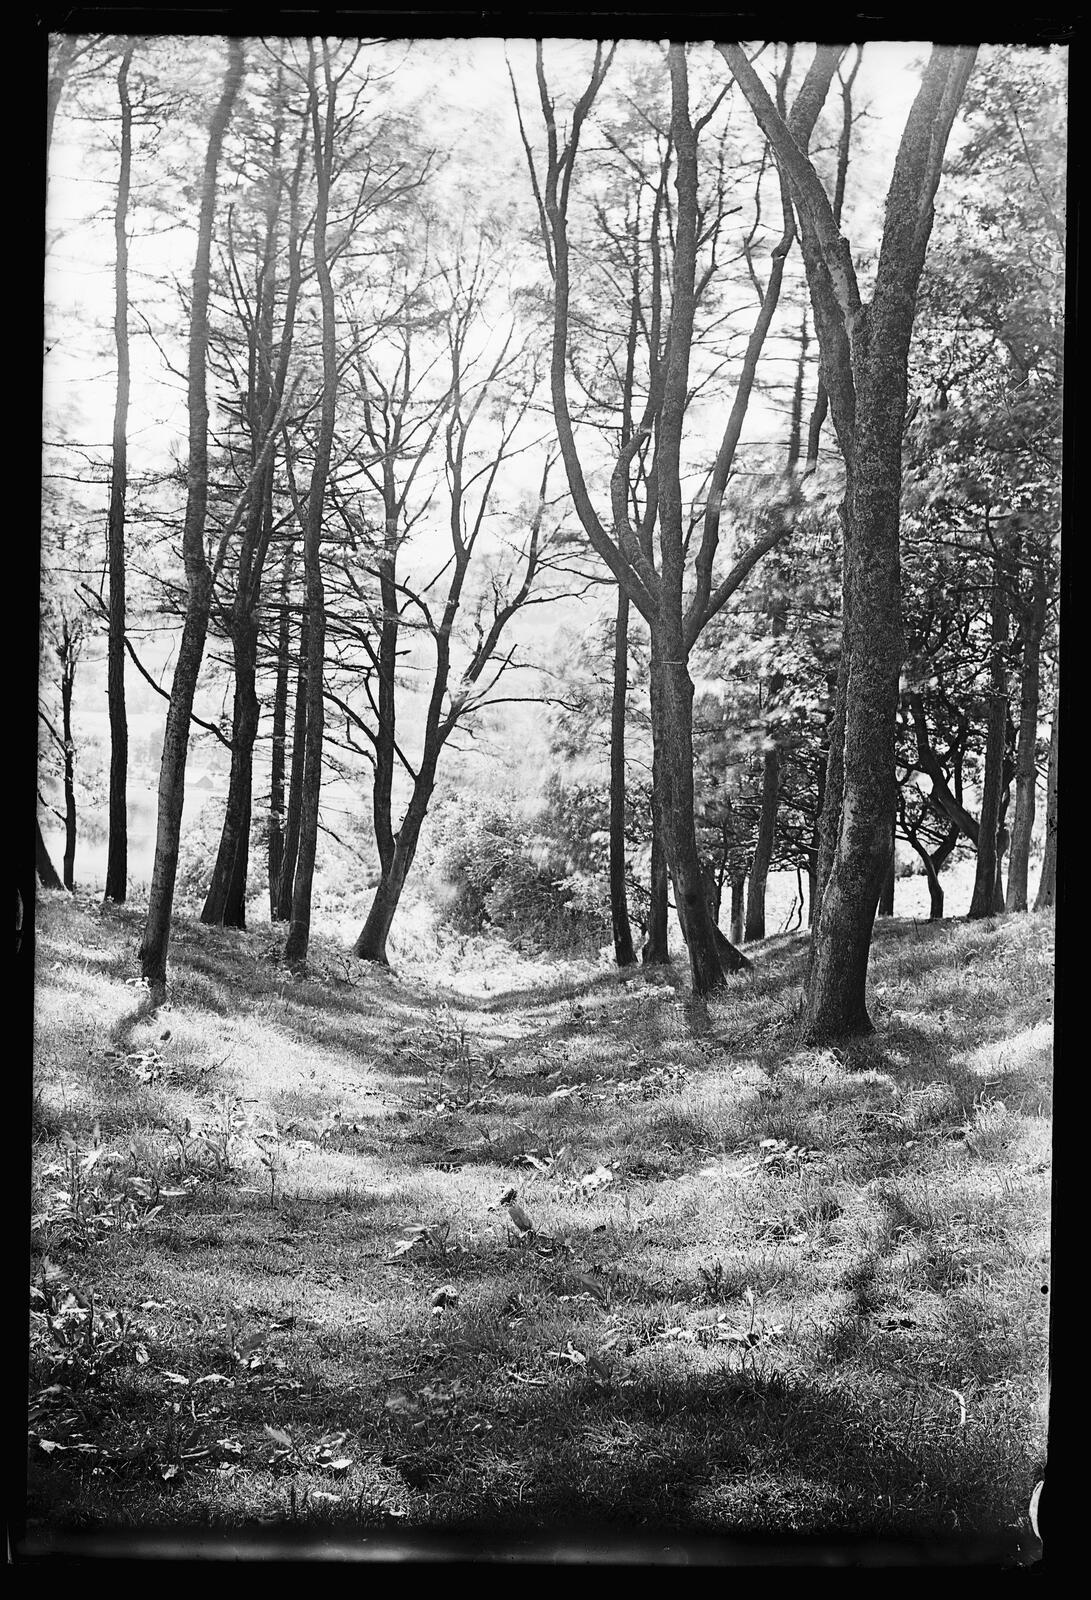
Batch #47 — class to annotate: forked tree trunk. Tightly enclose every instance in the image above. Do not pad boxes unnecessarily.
[104,42,133,905]
[1034,693,1058,911]
[609,586,637,967]
[139,41,245,990]
[353,786,433,964]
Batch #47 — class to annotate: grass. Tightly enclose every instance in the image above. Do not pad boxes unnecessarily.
[25,894,1051,1559]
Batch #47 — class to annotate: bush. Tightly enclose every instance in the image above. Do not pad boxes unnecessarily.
[426,785,610,954]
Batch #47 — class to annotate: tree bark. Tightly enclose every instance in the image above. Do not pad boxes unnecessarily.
[59,615,79,891]
[276,609,308,921]
[1005,559,1048,912]
[201,622,259,928]
[267,549,293,917]
[643,771,671,965]
[104,42,133,905]
[139,41,245,990]
[729,875,746,945]
[877,810,896,917]
[1034,689,1058,910]
[609,586,637,966]
[969,538,1010,918]
[284,43,337,972]
[353,784,433,964]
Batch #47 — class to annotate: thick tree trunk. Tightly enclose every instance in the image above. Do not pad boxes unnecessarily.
[139,42,244,989]
[1034,692,1058,910]
[969,541,1010,919]
[104,43,133,905]
[36,819,64,890]
[609,586,637,967]
[201,622,259,928]
[804,437,902,1041]
[745,741,780,941]
[1006,562,1047,912]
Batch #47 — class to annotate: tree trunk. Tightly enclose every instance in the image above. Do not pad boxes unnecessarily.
[36,819,64,890]
[59,617,78,891]
[139,41,245,990]
[969,539,1010,919]
[201,622,259,928]
[267,551,293,917]
[353,786,432,964]
[729,875,746,945]
[284,43,337,972]
[745,741,780,941]
[1006,560,1048,912]
[642,711,671,966]
[1034,691,1058,910]
[651,651,749,993]
[877,811,896,916]
[609,586,637,967]
[104,42,133,905]
[276,607,308,922]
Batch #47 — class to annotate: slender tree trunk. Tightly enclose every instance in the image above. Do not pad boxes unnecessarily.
[969,538,1010,919]
[284,44,337,971]
[36,819,65,890]
[642,681,671,967]
[139,41,245,990]
[276,610,308,921]
[745,741,780,941]
[267,551,293,917]
[1006,561,1048,912]
[104,43,134,904]
[59,617,78,891]
[729,874,746,945]
[651,651,749,989]
[201,623,258,928]
[1034,689,1058,910]
[609,586,637,966]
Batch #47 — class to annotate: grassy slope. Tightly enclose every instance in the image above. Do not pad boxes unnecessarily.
[28,895,1052,1554]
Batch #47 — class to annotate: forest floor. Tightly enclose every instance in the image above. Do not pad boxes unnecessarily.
[25,894,1052,1562]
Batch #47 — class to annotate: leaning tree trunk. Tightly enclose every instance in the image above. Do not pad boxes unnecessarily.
[353,783,433,965]
[104,42,133,905]
[139,42,245,990]
[1006,561,1047,912]
[969,538,1010,919]
[1034,691,1058,911]
[36,819,64,890]
[609,586,637,967]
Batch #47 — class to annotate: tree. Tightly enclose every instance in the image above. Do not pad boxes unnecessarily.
[104,41,135,903]
[725,42,977,1038]
[139,40,246,990]
[515,42,838,995]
